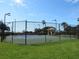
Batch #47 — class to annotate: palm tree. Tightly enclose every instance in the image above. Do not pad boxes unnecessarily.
[0,21,10,42]
[61,22,68,31]
[42,20,46,27]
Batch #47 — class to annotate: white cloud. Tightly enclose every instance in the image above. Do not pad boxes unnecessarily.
[65,0,79,3]
[10,0,26,7]
[15,0,26,6]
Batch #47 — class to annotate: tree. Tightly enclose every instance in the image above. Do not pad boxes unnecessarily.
[42,20,46,28]
[61,22,77,35]
[61,22,68,32]
[0,21,10,42]
[34,28,42,34]
[61,22,71,34]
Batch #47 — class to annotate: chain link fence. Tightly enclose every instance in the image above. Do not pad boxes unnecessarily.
[1,20,77,45]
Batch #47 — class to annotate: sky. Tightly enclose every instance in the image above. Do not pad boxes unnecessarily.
[0,0,79,24]
[0,0,79,31]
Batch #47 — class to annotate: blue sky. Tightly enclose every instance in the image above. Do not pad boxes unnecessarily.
[0,0,79,25]
[0,0,79,30]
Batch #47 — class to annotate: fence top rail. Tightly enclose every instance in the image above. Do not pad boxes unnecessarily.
[6,20,60,24]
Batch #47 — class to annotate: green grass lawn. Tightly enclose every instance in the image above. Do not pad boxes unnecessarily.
[0,39,79,59]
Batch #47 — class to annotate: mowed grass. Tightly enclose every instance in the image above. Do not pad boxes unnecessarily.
[0,40,79,59]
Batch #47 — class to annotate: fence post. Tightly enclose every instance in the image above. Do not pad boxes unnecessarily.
[59,24,61,41]
[14,19,16,33]
[56,21,57,32]
[12,22,13,43]
[70,25,71,40]
[45,22,46,43]
[42,20,47,43]
[25,20,27,45]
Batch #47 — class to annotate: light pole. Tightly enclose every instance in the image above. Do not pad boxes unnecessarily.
[52,19,57,35]
[52,19,57,30]
[4,13,11,24]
